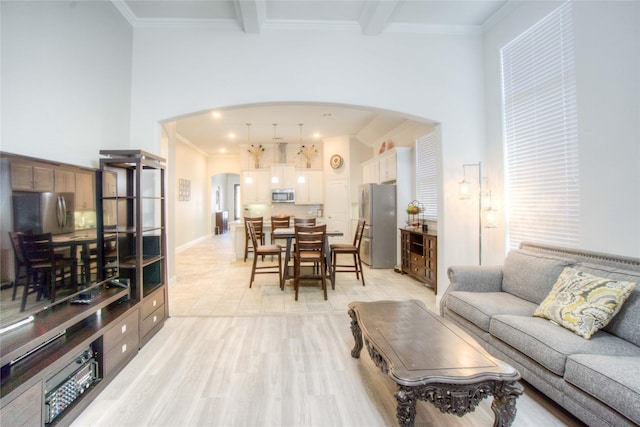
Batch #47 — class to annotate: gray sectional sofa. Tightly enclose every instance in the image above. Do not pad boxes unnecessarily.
[440,242,640,427]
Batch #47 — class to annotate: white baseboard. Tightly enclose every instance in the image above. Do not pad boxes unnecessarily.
[175,234,213,253]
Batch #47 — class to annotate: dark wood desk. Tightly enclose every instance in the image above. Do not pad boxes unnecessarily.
[273,227,344,285]
[348,300,523,427]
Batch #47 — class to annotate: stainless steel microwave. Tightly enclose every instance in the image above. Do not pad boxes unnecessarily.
[271,189,295,203]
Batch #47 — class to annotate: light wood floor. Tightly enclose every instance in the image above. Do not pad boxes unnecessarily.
[71,233,584,426]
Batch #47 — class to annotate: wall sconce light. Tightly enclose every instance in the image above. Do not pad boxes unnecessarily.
[484,208,498,229]
[458,178,472,200]
[458,161,483,264]
[482,190,498,229]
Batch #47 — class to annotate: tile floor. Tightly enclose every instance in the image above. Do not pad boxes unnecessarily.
[169,232,438,317]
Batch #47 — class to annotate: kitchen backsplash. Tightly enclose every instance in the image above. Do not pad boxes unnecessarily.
[243,203,322,219]
[75,210,96,230]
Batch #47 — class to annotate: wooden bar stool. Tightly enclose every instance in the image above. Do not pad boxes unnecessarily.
[293,224,327,301]
[247,222,283,289]
[270,215,291,249]
[243,216,264,262]
[19,232,77,311]
[330,219,366,289]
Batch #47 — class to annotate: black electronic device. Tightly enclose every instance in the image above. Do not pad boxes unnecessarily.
[44,346,99,424]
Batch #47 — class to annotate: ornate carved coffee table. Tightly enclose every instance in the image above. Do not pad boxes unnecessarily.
[348,300,523,427]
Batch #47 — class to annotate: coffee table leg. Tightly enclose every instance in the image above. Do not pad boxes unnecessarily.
[395,385,417,427]
[348,308,363,358]
[491,380,523,427]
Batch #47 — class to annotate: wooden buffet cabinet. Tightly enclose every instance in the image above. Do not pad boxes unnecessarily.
[400,228,437,293]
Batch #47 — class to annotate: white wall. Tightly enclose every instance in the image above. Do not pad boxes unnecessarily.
[129,27,487,294]
[174,139,209,248]
[482,1,640,261]
[1,1,132,168]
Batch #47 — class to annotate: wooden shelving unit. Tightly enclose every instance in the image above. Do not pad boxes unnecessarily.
[99,150,168,347]
[400,228,437,293]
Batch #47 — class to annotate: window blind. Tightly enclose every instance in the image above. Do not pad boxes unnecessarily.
[501,1,580,250]
[415,131,438,220]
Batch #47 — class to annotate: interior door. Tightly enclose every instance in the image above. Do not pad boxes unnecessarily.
[324,179,349,244]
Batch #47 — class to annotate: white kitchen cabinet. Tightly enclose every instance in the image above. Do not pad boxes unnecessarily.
[241,169,271,204]
[295,169,323,205]
[361,158,379,184]
[270,164,296,189]
[379,150,397,183]
[75,170,95,210]
[361,148,403,184]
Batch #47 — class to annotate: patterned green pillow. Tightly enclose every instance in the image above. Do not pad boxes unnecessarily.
[533,267,636,339]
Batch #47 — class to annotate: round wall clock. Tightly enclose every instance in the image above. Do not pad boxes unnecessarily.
[330,154,343,169]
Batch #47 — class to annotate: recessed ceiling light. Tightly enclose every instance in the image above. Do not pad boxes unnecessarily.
[219,148,226,153]
[228,132,236,139]
[313,133,321,138]
[212,111,221,119]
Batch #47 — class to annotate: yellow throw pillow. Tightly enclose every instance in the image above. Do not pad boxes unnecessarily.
[533,267,636,339]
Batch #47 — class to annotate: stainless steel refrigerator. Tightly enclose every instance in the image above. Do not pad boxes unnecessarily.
[358,184,396,268]
[12,192,75,235]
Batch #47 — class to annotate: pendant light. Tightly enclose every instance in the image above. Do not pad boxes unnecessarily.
[271,123,279,184]
[297,123,305,184]
[244,123,253,184]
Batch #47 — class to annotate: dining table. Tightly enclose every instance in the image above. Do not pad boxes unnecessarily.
[273,226,344,286]
[52,231,116,284]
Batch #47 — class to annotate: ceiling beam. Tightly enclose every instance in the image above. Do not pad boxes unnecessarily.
[235,0,266,33]
[359,0,399,36]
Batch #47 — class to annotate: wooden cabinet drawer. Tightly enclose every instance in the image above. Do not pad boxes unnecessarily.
[142,304,165,338]
[410,254,425,265]
[103,329,139,376]
[142,289,165,318]
[103,309,139,353]
[1,381,42,426]
[409,264,426,278]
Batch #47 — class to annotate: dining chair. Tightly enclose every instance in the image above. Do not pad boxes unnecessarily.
[330,219,366,288]
[19,232,77,310]
[243,216,264,262]
[292,224,327,301]
[247,222,283,289]
[8,231,31,302]
[293,217,316,226]
[270,215,291,250]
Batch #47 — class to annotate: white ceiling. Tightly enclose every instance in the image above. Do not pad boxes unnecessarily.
[171,103,434,156]
[116,0,507,34]
[117,0,507,156]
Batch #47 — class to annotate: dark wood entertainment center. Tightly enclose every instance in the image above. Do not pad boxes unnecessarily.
[0,151,167,426]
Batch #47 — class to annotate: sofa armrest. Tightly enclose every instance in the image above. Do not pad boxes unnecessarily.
[440,265,503,316]
[448,265,504,292]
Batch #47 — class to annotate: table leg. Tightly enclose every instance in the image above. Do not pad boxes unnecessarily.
[325,238,334,289]
[395,385,417,427]
[282,237,293,282]
[490,380,523,427]
[81,242,92,284]
[348,308,363,358]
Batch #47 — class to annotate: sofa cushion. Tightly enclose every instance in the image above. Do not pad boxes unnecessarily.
[565,354,640,424]
[502,249,575,304]
[533,267,636,339]
[446,291,538,332]
[575,263,640,346]
[490,314,640,376]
